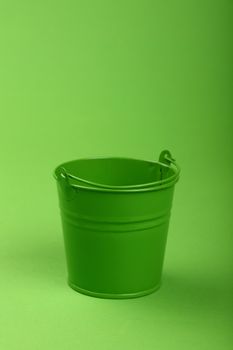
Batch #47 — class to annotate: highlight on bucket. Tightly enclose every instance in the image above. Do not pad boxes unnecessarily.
[53,150,180,299]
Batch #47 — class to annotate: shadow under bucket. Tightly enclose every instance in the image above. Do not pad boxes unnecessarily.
[53,150,180,298]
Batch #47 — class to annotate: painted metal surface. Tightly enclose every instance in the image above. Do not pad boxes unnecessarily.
[54,150,180,298]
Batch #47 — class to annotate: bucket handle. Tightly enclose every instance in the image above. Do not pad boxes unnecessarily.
[158,150,180,181]
[159,150,180,170]
[56,150,180,190]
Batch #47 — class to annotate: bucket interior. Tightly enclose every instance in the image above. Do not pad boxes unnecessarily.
[55,158,176,187]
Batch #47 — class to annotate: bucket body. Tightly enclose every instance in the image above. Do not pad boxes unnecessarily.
[54,151,180,298]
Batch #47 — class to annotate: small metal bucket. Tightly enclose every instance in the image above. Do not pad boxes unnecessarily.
[53,150,180,298]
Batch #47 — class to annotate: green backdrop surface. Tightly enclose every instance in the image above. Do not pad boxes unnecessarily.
[0,1,232,349]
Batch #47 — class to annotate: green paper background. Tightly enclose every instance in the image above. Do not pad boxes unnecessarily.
[0,1,232,349]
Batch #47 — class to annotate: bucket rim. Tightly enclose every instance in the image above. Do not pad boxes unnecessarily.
[53,152,180,193]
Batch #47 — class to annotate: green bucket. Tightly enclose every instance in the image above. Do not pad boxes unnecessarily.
[53,150,180,299]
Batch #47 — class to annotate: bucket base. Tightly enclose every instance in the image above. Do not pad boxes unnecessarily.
[68,280,161,299]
